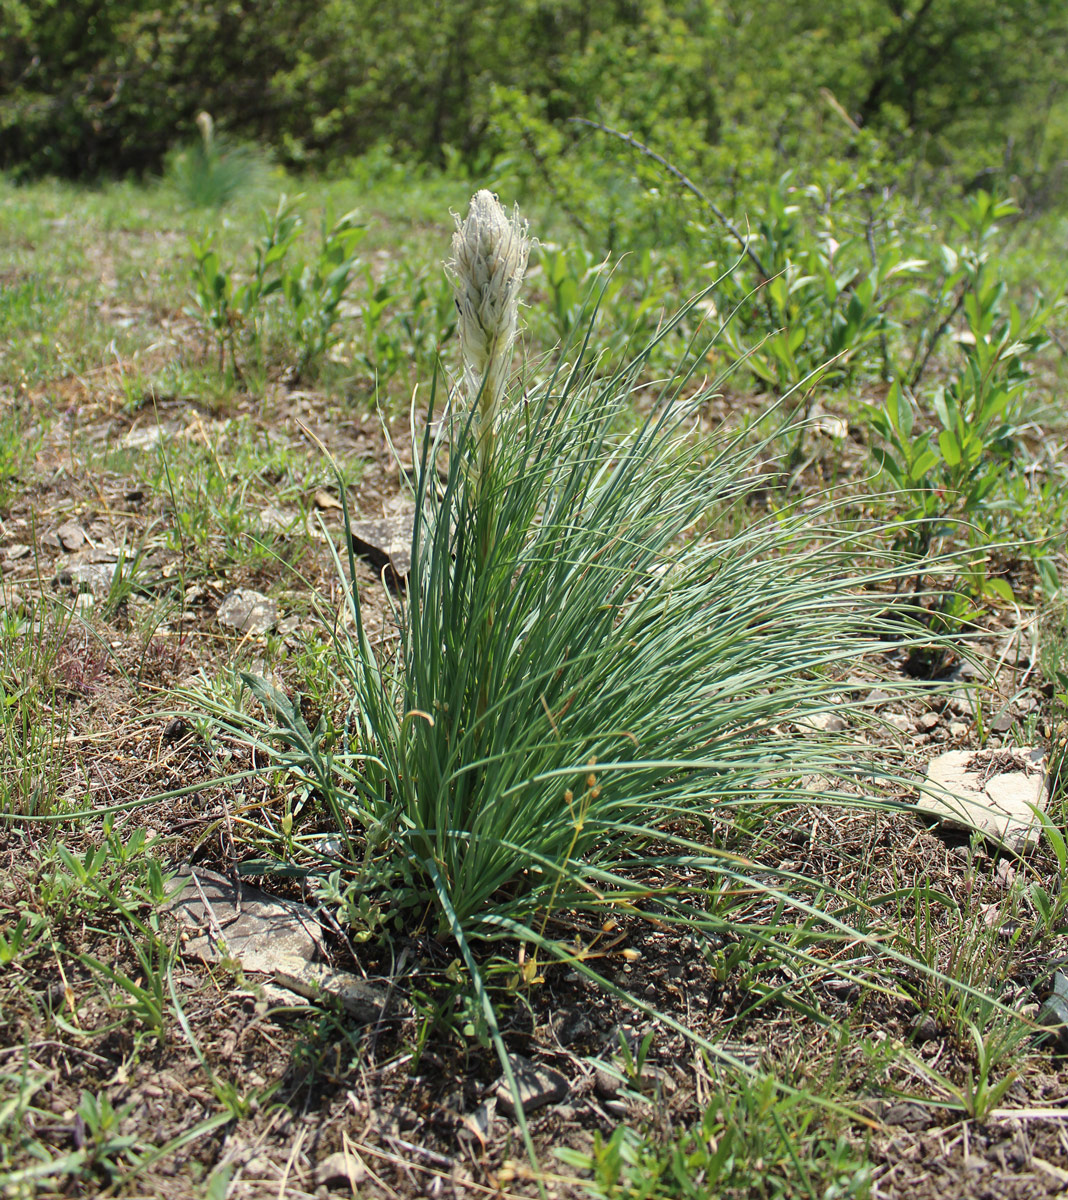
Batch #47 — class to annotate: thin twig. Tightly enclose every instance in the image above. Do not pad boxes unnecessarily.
[909,288,966,388]
[568,117,771,281]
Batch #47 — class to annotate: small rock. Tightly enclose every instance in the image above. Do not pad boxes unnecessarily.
[349,514,414,579]
[42,521,87,551]
[55,561,117,596]
[628,1063,675,1096]
[316,1150,365,1192]
[162,717,188,741]
[909,1013,939,1044]
[866,688,890,705]
[946,689,980,718]
[882,1102,931,1131]
[495,1055,568,1118]
[552,1008,596,1046]
[56,521,87,550]
[313,489,343,511]
[916,748,1048,853]
[992,709,1015,734]
[276,615,303,636]
[796,711,848,733]
[5,543,30,561]
[216,589,280,635]
[594,1066,622,1099]
[947,660,980,681]
[458,1098,496,1149]
[916,712,941,732]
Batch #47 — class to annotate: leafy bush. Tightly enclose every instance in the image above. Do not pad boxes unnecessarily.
[865,192,1065,583]
[3,0,1067,206]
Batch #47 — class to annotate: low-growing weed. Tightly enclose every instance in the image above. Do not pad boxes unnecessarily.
[558,1072,870,1200]
[0,593,78,819]
[188,195,364,380]
[917,1003,1031,1123]
[0,912,46,967]
[0,404,41,510]
[283,211,365,377]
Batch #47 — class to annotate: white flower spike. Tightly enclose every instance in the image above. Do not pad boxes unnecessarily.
[448,190,530,466]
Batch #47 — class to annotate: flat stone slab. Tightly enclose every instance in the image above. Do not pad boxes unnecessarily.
[55,561,118,595]
[494,1055,568,1118]
[349,514,414,578]
[216,588,280,635]
[168,868,387,1020]
[42,521,87,551]
[916,747,1048,853]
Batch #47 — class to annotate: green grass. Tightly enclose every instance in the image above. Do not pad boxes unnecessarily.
[183,213,1027,1179]
[0,591,79,818]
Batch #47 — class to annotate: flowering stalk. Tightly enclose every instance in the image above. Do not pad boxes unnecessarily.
[447,191,530,727]
[448,190,530,487]
[195,110,215,155]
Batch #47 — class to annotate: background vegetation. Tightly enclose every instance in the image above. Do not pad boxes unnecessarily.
[3,0,1067,205]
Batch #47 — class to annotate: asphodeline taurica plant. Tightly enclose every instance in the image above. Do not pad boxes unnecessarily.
[190,186,965,1136]
[447,189,530,485]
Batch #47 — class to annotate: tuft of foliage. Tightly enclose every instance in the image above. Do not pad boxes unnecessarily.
[186,194,364,380]
[164,112,270,209]
[188,229,964,1101]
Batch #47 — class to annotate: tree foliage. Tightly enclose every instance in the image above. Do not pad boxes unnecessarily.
[1,0,1066,196]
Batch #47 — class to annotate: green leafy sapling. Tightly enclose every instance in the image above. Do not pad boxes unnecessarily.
[187,195,363,380]
[187,195,302,375]
[283,209,365,378]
